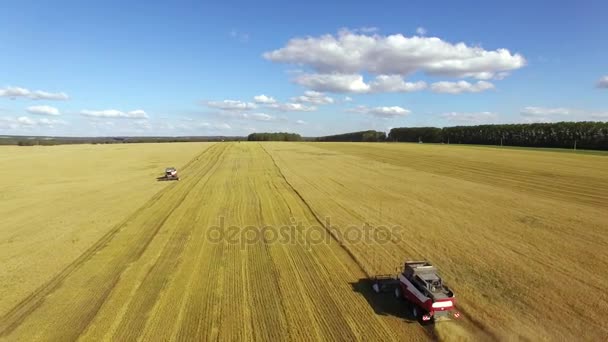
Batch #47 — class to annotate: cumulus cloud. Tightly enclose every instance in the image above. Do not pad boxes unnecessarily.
[0,86,69,100]
[416,27,427,36]
[80,109,149,119]
[295,119,307,125]
[295,73,428,94]
[207,100,257,111]
[295,74,370,93]
[596,75,608,89]
[253,95,277,104]
[344,96,353,102]
[267,102,317,112]
[348,105,411,118]
[26,105,60,116]
[369,75,427,93]
[264,29,525,80]
[291,91,334,104]
[441,112,499,123]
[430,80,495,94]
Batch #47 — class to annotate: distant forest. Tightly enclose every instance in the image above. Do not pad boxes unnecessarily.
[388,122,608,150]
[0,136,245,146]
[247,132,302,141]
[316,130,386,142]
[4,121,608,150]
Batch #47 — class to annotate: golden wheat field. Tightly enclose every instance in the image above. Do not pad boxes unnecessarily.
[1,142,607,341]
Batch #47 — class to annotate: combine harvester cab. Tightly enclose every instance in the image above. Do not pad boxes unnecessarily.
[372,261,460,323]
[163,167,180,181]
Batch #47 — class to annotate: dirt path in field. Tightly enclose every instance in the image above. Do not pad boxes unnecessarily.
[0,143,432,341]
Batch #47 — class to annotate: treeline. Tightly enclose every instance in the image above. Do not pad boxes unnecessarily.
[388,122,608,150]
[0,135,245,146]
[247,132,302,141]
[387,127,442,143]
[317,130,386,142]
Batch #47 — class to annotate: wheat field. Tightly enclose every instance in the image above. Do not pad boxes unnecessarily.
[1,142,607,341]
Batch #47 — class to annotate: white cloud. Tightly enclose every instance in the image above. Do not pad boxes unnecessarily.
[348,105,411,118]
[0,86,69,100]
[0,116,65,130]
[295,119,307,125]
[17,116,36,125]
[244,113,274,121]
[26,105,60,116]
[369,75,427,93]
[596,75,608,89]
[441,112,499,123]
[207,100,257,111]
[520,106,571,117]
[253,95,277,104]
[267,102,317,112]
[430,80,495,94]
[519,106,608,122]
[264,29,525,80]
[291,91,334,104]
[344,96,353,102]
[295,73,371,93]
[295,73,428,94]
[218,111,278,121]
[416,27,427,36]
[80,109,149,119]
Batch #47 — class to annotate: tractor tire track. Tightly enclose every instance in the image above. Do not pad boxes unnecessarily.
[259,143,370,278]
[261,144,440,341]
[108,144,229,340]
[0,143,225,338]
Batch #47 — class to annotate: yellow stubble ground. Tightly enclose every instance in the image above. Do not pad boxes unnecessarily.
[1,141,607,341]
[0,143,212,314]
[266,142,608,340]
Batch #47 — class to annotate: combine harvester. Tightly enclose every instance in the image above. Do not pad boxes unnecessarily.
[160,167,180,181]
[372,261,460,323]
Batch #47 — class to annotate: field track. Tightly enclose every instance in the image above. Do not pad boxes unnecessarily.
[1,142,607,341]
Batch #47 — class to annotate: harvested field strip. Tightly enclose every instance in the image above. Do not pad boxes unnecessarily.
[0,143,212,314]
[266,142,608,340]
[0,143,229,340]
[1,142,428,341]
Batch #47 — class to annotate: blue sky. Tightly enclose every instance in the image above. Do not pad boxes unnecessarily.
[0,0,606,136]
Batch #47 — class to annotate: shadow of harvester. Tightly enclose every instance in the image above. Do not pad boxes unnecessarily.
[351,278,440,340]
[350,278,418,323]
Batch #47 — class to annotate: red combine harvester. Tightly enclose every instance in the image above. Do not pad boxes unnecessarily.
[372,261,460,323]
[161,167,179,181]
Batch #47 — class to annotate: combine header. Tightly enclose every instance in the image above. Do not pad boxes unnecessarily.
[372,261,460,323]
